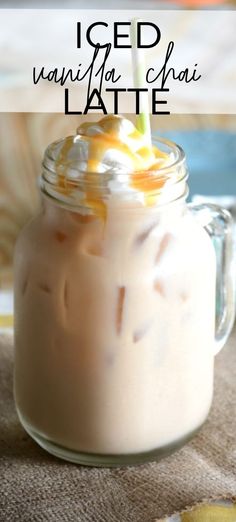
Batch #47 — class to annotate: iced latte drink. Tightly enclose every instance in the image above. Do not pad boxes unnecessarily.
[14,116,234,465]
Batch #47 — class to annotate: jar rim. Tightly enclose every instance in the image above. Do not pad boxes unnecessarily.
[42,134,186,178]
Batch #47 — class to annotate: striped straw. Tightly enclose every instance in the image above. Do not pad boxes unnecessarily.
[131,18,152,147]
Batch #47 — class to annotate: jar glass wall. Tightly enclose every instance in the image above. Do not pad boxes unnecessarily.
[14,137,217,466]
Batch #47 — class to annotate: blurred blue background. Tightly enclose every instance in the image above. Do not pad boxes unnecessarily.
[162,130,236,198]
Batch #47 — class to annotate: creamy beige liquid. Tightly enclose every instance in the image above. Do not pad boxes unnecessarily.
[14,195,216,455]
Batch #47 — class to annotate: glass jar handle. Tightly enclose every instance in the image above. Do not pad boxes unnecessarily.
[189,203,235,355]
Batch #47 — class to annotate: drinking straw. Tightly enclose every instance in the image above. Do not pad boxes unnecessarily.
[131,18,152,147]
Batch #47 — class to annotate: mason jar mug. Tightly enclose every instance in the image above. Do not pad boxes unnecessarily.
[14,136,235,466]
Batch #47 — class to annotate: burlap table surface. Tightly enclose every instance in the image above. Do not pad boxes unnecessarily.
[0,332,235,522]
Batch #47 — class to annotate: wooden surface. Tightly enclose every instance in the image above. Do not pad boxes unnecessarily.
[0,113,235,288]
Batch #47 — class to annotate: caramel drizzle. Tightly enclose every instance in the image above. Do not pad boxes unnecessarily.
[54,116,170,218]
[55,136,74,194]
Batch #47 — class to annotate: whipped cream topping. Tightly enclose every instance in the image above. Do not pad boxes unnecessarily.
[43,115,184,216]
[76,115,164,173]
